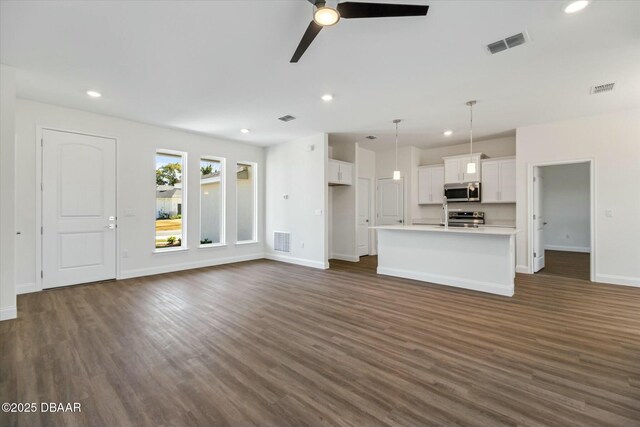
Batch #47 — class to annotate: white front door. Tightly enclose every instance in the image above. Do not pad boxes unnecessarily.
[533,166,545,272]
[357,178,370,256]
[42,130,117,288]
[378,178,404,225]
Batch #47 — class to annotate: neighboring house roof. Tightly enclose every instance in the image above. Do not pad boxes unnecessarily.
[156,188,182,198]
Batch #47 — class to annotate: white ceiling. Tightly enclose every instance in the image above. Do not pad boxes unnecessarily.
[1,0,639,150]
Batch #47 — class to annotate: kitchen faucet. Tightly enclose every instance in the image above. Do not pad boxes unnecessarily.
[443,195,448,229]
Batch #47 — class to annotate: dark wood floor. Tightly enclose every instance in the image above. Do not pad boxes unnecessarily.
[537,250,591,281]
[2,256,639,426]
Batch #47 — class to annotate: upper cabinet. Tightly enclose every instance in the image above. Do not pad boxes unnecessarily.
[443,153,484,184]
[328,159,353,186]
[481,157,516,203]
[418,165,445,204]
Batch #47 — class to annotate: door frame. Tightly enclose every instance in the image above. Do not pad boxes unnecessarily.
[526,158,595,281]
[356,177,372,256]
[35,125,120,292]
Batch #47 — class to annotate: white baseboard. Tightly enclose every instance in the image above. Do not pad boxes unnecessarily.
[17,282,38,295]
[377,267,514,297]
[265,253,328,269]
[0,306,17,321]
[595,274,640,288]
[120,253,265,279]
[330,253,360,262]
[516,265,530,274]
[544,245,591,253]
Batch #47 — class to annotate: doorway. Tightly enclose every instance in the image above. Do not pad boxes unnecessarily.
[41,129,117,289]
[357,177,371,256]
[530,161,593,281]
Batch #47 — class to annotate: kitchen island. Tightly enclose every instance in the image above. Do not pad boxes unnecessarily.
[372,225,517,296]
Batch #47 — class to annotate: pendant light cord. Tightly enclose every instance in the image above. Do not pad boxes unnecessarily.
[469,102,473,159]
[395,120,399,172]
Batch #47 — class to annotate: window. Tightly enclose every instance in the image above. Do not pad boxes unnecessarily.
[155,151,186,249]
[200,157,224,246]
[236,162,257,243]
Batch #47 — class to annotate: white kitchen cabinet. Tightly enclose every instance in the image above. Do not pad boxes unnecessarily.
[443,153,484,183]
[418,165,445,204]
[328,159,353,186]
[481,157,516,203]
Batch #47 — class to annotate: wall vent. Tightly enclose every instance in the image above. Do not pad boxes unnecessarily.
[274,231,291,252]
[486,32,528,54]
[278,115,296,122]
[365,135,377,140]
[590,82,615,94]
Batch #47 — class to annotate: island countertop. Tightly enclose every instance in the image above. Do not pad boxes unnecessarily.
[371,224,518,236]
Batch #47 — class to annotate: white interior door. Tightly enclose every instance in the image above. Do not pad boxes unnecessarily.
[533,166,545,272]
[357,178,370,256]
[378,178,404,225]
[42,130,117,288]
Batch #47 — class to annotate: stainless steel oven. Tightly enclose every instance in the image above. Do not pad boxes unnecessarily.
[444,182,481,202]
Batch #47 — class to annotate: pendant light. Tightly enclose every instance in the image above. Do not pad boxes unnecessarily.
[392,119,401,180]
[466,100,477,174]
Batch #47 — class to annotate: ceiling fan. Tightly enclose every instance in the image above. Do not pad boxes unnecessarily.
[291,0,429,63]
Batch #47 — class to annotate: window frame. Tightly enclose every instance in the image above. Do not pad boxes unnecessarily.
[154,149,188,253]
[199,155,226,248]
[235,161,259,245]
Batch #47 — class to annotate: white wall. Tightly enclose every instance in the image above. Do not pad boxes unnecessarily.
[356,145,376,255]
[542,163,590,252]
[516,109,640,287]
[330,140,357,261]
[265,133,328,269]
[0,64,17,320]
[14,99,265,292]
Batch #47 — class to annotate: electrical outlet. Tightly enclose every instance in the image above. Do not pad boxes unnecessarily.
[301,242,305,248]
[566,234,570,239]
[605,209,614,218]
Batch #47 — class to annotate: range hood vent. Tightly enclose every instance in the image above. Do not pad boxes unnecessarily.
[486,32,528,54]
[590,82,615,94]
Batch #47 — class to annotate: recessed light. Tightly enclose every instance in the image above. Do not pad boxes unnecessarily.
[443,130,453,136]
[564,0,589,14]
[240,128,250,134]
[321,94,333,102]
[86,90,101,98]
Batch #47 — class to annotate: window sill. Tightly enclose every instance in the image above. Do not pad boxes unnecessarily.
[199,243,227,249]
[153,247,189,254]
[236,240,259,246]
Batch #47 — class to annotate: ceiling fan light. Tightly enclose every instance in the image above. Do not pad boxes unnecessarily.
[466,162,476,174]
[314,7,340,26]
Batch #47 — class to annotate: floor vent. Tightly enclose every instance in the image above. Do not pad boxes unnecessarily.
[486,32,528,54]
[278,115,296,122]
[590,82,615,94]
[274,231,291,253]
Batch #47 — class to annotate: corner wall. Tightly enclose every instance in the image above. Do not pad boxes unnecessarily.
[265,133,328,269]
[516,109,640,286]
[0,64,17,320]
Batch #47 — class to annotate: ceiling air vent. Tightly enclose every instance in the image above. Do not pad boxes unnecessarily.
[278,115,296,122]
[365,135,377,140]
[590,82,615,94]
[486,32,528,54]
[274,231,291,253]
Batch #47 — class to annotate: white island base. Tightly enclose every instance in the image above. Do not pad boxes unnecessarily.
[373,225,517,297]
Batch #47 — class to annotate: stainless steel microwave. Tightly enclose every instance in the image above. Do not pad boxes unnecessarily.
[444,182,481,203]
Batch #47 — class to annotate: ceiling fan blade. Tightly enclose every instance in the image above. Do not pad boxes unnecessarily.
[290,21,323,63]
[337,2,429,19]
